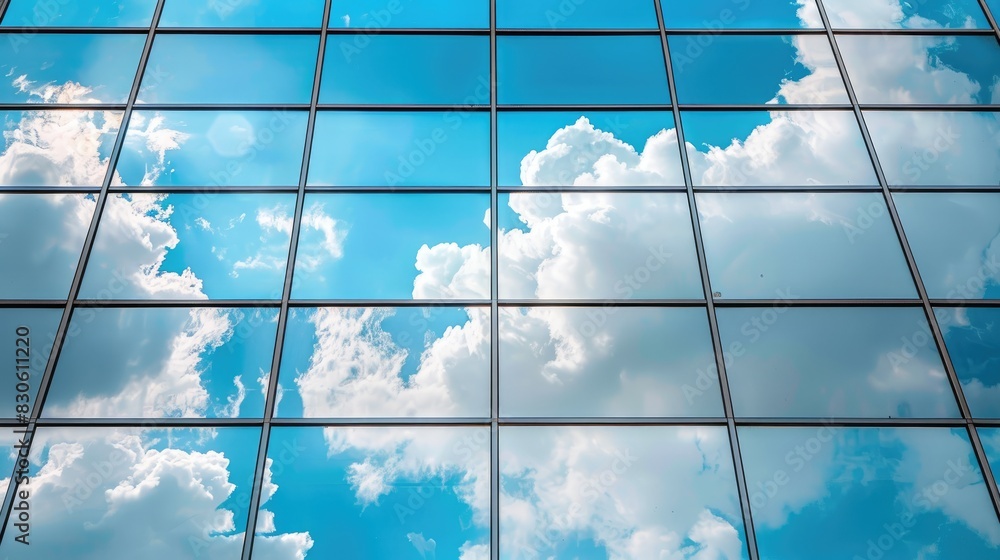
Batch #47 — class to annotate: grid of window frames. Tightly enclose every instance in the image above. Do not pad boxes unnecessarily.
[0,0,999,558]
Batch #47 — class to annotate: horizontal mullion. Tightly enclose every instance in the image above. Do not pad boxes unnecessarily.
[930,299,1000,307]
[734,417,969,427]
[290,300,490,308]
[692,185,882,193]
[134,103,311,111]
[500,417,728,426]
[713,299,924,307]
[33,417,263,428]
[72,299,282,308]
[0,186,101,193]
[499,299,707,307]
[888,185,1000,192]
[0,104,127,110]
[108,185,300,194]
[304,186,492,193]
[499,185,688,193]
[0,300,68,308]
[832,27,998,35]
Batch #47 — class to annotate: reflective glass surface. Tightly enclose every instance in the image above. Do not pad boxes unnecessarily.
[982,427,1000,480]
[160,0,326,27]
[660,0,822,28]
[938,307,1000,418]
[0,193,94,299]
[866,111,1000,187]
[276,306,490,417]
[682,110,878,186]
[824,0,991,28]
[498,35,671,105]
[80,193,295,300]
[0,308,62,418]
[500,307,723,417]
[256,426,490,559]
[499,192,704,299]
[0,33,145,104]
[291,194,491,299]
[894,192,1000,300]
[501,426,750,559]
[329,0,489,28]
[139,34,318,104]
[498,0,657,28]
[671,35,848,105]
[1,0,157,27]
[839,35,1000,105]
[320,34,490,104]
[0,427,261,558]
[719,307,958,418]
[308,111,491,186]
[698,192,916,299]
[45,307,277,418]
[740,427,1000,559]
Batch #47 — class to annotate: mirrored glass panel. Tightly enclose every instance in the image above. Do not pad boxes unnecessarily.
[498,110,684,187]
[498,0,657,28]
[497,35,670,105]
[255,426,490,559]
[660,0,822,28]
[719,307,958,418]
[670,35,848,105]
[894,193,1000,300]
[500,306,723,417]
[80,193,295,300]
[329,0,489,28]
[160,0,326,27]
[499,192,703,299]
[0,33,145,104]
[501,426,750,559]
[320,34,490,104]
[117,110,309,187]
[0,193,93,299]
[866,111,1000,186]
[275,306,490,418]
[981,427,1000,483]
[291,193,491,300]
[0,308,61,418]
[44,307,276,418]
[698,192,916,299]
[0,427,261,558]
[308,110,490,187]
[839,35,1000,105]
[1,0,157,27]
[938,307,1000,418]
[824,0,991,28]
[138,34,318,104]
[0,109,122,186]
[740,427,1000,559]
[682,110,878,186]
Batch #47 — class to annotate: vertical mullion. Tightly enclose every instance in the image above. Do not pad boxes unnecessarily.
[489,1,500,559]
[239,2,332,559]
[0,0,169,544]
[815,0,1000,521]
[652,2,761,559]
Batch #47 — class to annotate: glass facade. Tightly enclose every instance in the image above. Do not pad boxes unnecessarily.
[0,0,998,559]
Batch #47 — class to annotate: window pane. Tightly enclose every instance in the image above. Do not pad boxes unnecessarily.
[824,0,990,28]
[329,0,489,28]
[839,35,1000,105]
[0,308,62,418]
[894,193,1000,300]
[500,307,723,417]
[160,0,326,27]
[865,111,1000,187]
[117,110,308,187]
[498,35,670,105]
[320,34,490,104]
[291,194,491,300]
[498,111,684,187]
[1,109,122,186]
[308,111,491,187]
[0,427,262,558]
[671,35,848,105]
[698,192,916,299]
[982,427,1000,484]
[0,193,93,299]
[740,427,1000,559]
[719,307,958,418]
[44,307,277,418]
[501,426,750,559]
[498,0,657,28]
[499,192,703,299]
[275,306,490,418]
[682,110,878,186]
[1,0,157,27]
[660,0,822,28]
[255,426,490,559]
[0,33,145,104]
[938,307,1000,418]
[81,193,295,300]
[138,34,318,104]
